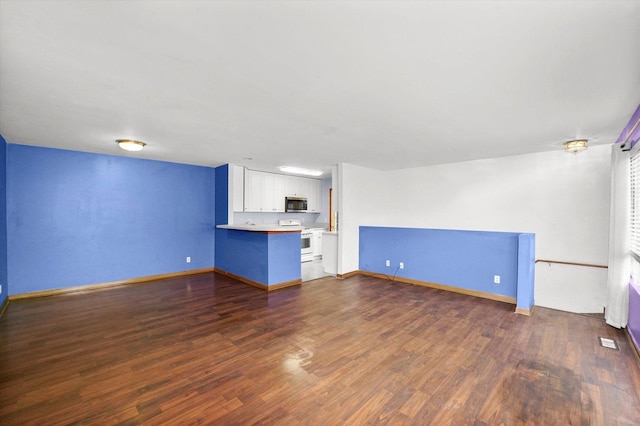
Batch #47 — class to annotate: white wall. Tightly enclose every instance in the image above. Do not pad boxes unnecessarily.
[338,163,389,274]
[318,178,332,224]
[338,144,611,313]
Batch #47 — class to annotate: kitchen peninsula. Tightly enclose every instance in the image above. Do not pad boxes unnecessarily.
[215,224,302,290]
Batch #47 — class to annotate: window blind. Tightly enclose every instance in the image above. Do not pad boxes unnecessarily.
[631,144,640,256]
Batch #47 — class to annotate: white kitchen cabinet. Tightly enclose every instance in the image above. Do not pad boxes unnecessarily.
[244,169,265,212]
[285,176,321,212]
[262,172,286,212]
[312,230,323,258]
[273,173,287,212]
[297,177,311,198]
[307,179,321,212]
[245,169,321,213]
[285,175,302,197]
[322,232,337,275]
[232,165,245,212]
[261,172,275,211]
[245,169,287,212]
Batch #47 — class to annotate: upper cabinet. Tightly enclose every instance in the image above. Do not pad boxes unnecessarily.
[307,179,321,212]
[262,172,286,212]
[236,167,321,213]
[232,165,245,212]
[284,176,320,212]
[244,169,265,212]
[284,176,304,197]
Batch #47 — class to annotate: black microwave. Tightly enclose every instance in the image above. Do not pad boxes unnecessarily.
[285,197,307,212]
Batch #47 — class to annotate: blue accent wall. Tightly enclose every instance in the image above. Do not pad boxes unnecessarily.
[6,145,216,295]
[0,135,8,306]
[359,226,535,308]
[215,164,228,226]
[216,228,300,286]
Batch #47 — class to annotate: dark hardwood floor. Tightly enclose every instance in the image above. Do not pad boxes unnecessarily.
[1,272,639,425]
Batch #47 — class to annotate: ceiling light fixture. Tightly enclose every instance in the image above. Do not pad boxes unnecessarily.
[563,139,588,153]
[279,166,322,177]
[116,139,146,152]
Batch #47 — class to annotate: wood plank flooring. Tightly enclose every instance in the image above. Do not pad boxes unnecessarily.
[1,272,639,424]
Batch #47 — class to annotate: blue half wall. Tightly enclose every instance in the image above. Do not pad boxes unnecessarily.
[213,166,301,288]
[359,226,535,310]
[7,145,216,295]
[0,135,7,306]
[215,228,300,286]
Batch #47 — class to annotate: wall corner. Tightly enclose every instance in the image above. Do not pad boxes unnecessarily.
[516,233,535,313]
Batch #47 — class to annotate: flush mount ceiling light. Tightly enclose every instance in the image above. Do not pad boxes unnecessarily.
[279,166,322,177]
[563,139,588,153]
[116,139,146,152]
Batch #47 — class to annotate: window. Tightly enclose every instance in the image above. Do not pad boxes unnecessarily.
[631,143,640,257]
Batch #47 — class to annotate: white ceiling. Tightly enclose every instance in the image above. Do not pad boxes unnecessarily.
[1,0,639,177]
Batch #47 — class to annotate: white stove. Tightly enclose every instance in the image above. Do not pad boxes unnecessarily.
[279,220,313,262]
[300,229,314,263]
[278,219,302,227]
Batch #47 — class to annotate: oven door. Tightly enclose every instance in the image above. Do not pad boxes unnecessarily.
[301,232,313,262]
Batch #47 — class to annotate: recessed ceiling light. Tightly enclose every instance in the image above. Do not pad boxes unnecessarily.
[279,166,322,176]
[563,139,588,153]
[116,139,146,152]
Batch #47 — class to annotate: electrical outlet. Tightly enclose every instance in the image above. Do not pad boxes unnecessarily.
[0,284,2,294]
[399,262,404,269]
[186,257,191,263]
[494,275,501,284]
[385,259,390,267]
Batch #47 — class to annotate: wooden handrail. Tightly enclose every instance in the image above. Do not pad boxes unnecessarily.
[535,259,608,269]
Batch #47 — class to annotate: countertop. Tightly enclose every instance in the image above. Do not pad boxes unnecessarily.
[217,224,302,232]
[217,224,329,233]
